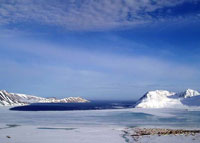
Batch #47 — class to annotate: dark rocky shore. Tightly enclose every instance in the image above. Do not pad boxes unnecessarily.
[123,128,200,143]
[131,128,200,136]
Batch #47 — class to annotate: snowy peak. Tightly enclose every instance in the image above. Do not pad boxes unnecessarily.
[135,89,200,109]
[142,90,175,99]
[135,90,178,108]
[177,89,200,98]
[60,97,88,103]
[0,90,23,106]
[0,90,89,106]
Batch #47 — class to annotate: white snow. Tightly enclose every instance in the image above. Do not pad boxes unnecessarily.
[178,89,200,98]
[0,125,125,143]
[0,90,89,106]
[135,89,200,109]
[1,106,200,143]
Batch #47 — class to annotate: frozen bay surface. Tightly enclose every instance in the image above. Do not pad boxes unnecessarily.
[1,105,200,143]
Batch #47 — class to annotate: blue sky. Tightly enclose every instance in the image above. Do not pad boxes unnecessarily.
[0,0,200,100]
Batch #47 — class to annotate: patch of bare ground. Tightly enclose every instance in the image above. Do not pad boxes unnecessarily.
[123,128,200,142]
[132,128,200,136]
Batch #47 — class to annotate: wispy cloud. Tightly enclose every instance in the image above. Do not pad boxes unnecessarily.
[0,32,199,99]
[0,1,199,99]
[0,0,198,30]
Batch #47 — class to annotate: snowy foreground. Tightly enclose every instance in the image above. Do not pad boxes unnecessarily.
[1,107,200,143]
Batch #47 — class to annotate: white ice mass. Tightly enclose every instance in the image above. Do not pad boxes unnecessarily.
[0,90,89,106]
[135,89,200,108]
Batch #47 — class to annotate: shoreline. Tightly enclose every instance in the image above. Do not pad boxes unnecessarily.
[123,127,200,143]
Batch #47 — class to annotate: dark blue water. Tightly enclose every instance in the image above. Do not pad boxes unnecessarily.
[3,101,200,128]
[10,100,136,111]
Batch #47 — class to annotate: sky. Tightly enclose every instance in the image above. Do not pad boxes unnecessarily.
[0,0,200,100]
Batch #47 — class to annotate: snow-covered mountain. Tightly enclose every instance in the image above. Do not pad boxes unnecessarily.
[0,90,89,106]
[135,89,200,108]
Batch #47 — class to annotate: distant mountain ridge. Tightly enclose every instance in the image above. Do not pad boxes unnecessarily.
[135,89,200,108]
[0,90,89,106]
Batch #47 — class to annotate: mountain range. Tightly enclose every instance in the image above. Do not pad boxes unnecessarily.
[135,89,200,108]
[0,90,89,106]
[1,89,200,108]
